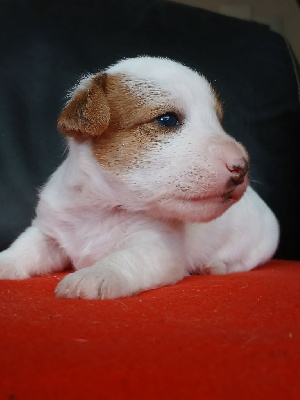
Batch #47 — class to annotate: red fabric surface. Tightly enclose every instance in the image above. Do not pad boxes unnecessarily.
[0,259,299,400]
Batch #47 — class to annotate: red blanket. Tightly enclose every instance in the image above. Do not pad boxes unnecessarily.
[1,259,299,399]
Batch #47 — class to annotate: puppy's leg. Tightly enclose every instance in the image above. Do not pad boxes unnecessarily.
[0,224,68,279]
[55,243,185,299]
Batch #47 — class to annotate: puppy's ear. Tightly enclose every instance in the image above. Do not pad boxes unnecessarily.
[58,74,110,140]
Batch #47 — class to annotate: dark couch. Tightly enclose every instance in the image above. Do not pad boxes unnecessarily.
[0,0,299,259]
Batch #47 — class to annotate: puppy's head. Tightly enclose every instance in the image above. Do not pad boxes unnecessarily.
[58,57,249,222]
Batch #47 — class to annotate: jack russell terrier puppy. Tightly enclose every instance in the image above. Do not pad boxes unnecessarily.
[0,57,279,299]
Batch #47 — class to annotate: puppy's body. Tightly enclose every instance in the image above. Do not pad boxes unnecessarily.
[0,57,279,299]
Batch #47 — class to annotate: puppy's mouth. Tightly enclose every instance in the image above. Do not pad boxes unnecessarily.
[179,189,238,204]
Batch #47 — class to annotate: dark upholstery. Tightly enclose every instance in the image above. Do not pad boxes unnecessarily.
[0,0,299,259]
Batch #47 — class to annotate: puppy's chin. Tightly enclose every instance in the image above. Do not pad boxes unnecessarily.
[151,198,232,223]
[149,184,247,223]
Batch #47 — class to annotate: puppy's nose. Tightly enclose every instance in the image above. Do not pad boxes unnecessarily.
[226,159,249,186]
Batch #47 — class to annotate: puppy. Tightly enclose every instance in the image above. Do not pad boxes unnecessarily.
[0,57,279,299]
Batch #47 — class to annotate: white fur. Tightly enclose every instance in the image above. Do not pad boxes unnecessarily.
[0,57,279,299]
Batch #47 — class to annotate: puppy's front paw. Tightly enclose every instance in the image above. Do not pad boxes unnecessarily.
[0,250,30,280]
[55,263,133,300]
[204,260,227,275]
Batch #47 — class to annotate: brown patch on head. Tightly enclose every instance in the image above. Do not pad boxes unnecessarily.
[58,72,182,175]
[92,74,181,174]
[210,86,224,124]
[57,74,110,140]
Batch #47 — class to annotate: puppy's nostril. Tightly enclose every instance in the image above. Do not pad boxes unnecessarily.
[226,163,243,175]
[226,161,248,186]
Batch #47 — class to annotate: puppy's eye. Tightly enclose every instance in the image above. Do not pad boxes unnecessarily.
[156,113,180,128]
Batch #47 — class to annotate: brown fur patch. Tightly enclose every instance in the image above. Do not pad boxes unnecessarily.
[211,86,224,124]
[57,72,181,173]
[57,74,110,140]
[91,74,181,174]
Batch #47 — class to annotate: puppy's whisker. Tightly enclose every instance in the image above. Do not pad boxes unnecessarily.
[249,178,263,185]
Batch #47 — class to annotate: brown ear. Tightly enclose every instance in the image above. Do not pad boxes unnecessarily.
[57,73,110,140]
